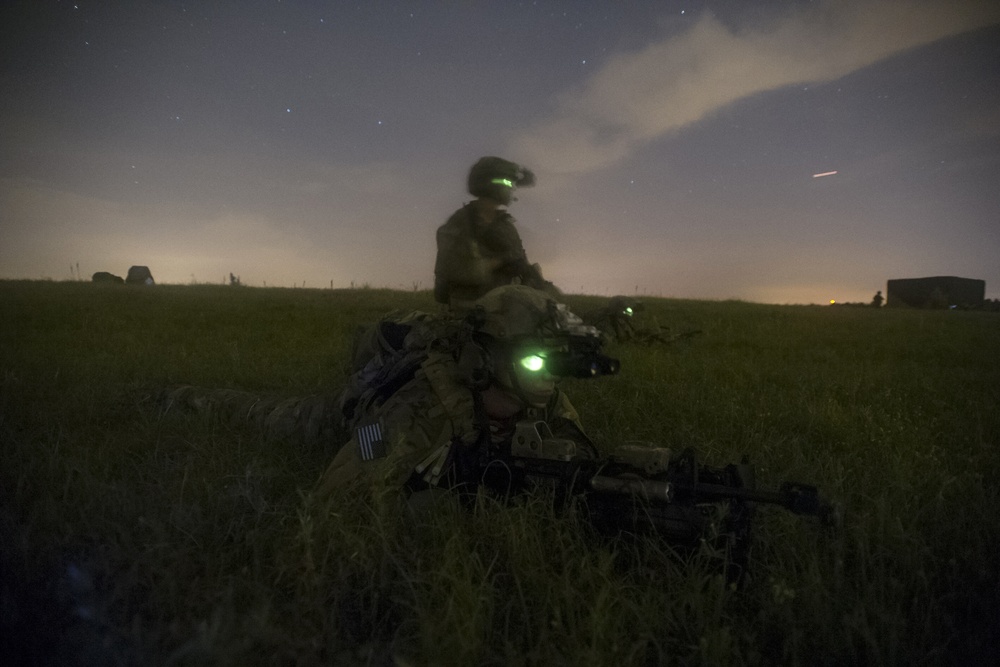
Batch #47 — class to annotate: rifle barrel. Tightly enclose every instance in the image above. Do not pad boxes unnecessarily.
[680,481,829,518]
[681,482,786,505]
[589,475,674,502]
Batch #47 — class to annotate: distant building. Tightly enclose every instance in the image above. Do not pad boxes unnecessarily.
[886,276,985,309]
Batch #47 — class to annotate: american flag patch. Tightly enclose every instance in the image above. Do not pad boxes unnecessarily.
[356,421,387,461]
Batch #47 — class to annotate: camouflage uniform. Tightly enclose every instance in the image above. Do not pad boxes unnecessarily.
[434,204,546,307]
[316,350,586,496]
[316,285,597,498]
[156,286,605,503]
[583,296,702,346]
[157,385,341,445]
[434,157,559,309]
[584,296,644,343]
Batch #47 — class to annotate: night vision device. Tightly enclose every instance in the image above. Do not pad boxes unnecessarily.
[518,335,620,379]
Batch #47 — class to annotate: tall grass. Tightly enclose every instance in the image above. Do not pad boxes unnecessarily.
[1,280,998,665]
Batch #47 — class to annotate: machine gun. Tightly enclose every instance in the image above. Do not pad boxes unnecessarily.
[473,421,837,568]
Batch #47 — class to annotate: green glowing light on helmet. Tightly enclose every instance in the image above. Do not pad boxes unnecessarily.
[490,177,514,188]
[624,307,634,316]
[519,353,545,372]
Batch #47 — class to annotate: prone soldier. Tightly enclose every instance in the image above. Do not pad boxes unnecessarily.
[583,296,702,346]
[316,284,833,555]
[157,285,833,563]
[317,284,611,499]
[584,296,646,343]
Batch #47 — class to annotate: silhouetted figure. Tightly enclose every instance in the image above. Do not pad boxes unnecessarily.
[871,290,884,308]
[433,156,560,310]
[583,296,702,345]
[585,296,644,342]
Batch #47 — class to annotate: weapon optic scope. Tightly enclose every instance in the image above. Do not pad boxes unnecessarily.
[544,350,620,378]
[536,334,621,378]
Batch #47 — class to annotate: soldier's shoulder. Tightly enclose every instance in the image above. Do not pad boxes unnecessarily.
[440,204,474,227]
[437,210,473,244]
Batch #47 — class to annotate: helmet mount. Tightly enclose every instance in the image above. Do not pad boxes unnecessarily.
[468,157,535,204]
[466,286,620,381]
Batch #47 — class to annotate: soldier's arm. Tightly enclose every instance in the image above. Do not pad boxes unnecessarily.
[483,217,561,295]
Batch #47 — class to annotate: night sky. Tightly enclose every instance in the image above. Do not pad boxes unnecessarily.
[2,0,998,304]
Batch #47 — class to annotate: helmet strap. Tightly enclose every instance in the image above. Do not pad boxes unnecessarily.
[456,341,492,391]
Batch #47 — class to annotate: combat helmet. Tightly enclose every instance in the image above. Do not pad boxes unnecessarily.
[467,156,535,205]
[468,285,619,379]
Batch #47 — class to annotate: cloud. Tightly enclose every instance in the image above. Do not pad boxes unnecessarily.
[511,0,1000,175]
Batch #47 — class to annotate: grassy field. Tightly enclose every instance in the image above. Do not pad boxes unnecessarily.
[1,280,998,665]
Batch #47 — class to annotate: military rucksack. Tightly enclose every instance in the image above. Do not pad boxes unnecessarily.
[337,311,468,432]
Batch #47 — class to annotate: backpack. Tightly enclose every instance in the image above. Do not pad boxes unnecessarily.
[337,311,469,431]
